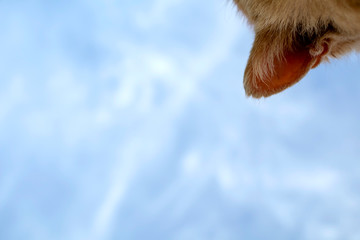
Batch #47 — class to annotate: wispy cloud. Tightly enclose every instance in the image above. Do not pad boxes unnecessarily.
[1,0,360,240]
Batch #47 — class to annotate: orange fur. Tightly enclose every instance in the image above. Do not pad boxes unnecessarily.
[233,0,360,98]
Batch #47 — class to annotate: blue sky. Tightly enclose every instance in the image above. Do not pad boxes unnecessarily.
[1,0,360,239]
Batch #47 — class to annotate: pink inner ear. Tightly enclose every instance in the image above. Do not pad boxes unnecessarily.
[249,48,314,97]
[272,49,314,88]
[244,29,331,98]
[245,43,329,98]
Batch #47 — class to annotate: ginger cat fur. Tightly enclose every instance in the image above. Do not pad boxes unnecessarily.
[233,0,360,98]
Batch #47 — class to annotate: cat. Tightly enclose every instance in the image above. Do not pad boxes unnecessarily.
[233,0,360,98]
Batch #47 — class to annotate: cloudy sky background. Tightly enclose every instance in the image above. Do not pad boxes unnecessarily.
[1,0,360,239]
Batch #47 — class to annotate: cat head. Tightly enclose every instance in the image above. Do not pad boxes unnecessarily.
[234,0,360,98]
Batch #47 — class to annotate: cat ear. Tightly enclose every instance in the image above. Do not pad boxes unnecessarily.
[243,29,328,98]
